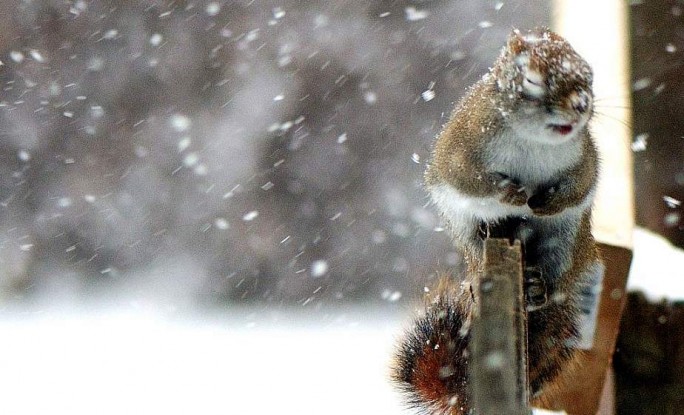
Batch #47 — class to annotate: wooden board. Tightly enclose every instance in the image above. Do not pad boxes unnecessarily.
[540,244,633,415]
[469,239,529,415]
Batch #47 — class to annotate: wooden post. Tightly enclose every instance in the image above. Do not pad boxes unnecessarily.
[469,238,529,415]
[550,1,634,414]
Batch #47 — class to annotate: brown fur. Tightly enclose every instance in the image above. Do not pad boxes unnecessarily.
[392,277,472,415]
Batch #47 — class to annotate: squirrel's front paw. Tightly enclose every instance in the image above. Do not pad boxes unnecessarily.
[528,188,564,216]
[501,185,528,206]
[493,173,528,206]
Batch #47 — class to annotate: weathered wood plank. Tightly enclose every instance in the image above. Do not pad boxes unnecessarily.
[469,238,529,415]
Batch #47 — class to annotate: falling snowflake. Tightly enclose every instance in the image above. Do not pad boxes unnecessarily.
[405,7,429,21]
[90,105,104,118]
[17,150,31,162]
[381,290,402,302]
[206,2,221,16]
[664,212,681,227]
[632,78,651,91]
[364,91,377,105]
[421,89,435,102]
[170,114,191,132]
[150,33,163,46]
[214,218,229,230]
[29,50,45,63]
[177,137,191,152]
[242,211,259,221]
[310,260,329,277]
[663,195,682,208]
[103,29,118,40]
[183,153,199,167]
[10,51,24,63]
[58,197,73,208]
[631,133,648,152]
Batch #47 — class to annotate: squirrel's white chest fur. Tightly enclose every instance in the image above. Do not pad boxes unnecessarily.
[429,129,585,240]
[485,128,584,188]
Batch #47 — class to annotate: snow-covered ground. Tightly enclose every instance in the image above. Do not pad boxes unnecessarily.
[628,228,684,300]
[0,309,407,415]
[0,227,681,415]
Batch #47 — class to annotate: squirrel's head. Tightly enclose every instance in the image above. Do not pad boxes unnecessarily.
[492,27,594,144]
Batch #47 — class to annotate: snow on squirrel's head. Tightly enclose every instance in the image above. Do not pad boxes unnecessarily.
[492,27,594,144]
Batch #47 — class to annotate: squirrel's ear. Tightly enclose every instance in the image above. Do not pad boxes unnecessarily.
[507,29,527,55]
[539,26,564,42]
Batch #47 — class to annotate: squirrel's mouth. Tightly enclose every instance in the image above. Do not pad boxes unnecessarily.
[547,123,574,135]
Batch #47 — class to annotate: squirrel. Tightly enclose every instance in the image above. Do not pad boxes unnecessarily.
[393,28,604,414]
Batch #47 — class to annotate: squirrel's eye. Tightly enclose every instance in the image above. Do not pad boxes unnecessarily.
[525,77,542,86]
[521,75,546,100]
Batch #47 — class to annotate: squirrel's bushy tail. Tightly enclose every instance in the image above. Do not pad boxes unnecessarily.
[392,271,587,414]
[392,279,472,415]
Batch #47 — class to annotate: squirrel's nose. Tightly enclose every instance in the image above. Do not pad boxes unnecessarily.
[568,90,590,114]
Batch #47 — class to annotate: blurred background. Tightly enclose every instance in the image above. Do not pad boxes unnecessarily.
[0,0,551,310]
[0,1,682,414]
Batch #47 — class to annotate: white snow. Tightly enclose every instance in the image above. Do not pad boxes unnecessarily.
[310,259,329,277]
[381,290,402,302]
[150,33,163,46]
[29,49,45,63]
[18,150,31,162]
[242,210,259,221]
[182,152,199,167]
[421,89,435,102]
[214,218,229,230]
[57,197,72,208]
[0,311,405,415]
[363,91,377,105]
[662,195,682,208]
[404,6,429,21]
[632,77,651,91]
[90,105,104,118]
[206,2,221,16]
[170,114,192,132]
[631,133,648,152]
[663,212,680,227]
[272,7,286,19]
[103,29,118,40]
[177,136,191,152]
[627,227,684,300]
[9,50,24,63]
